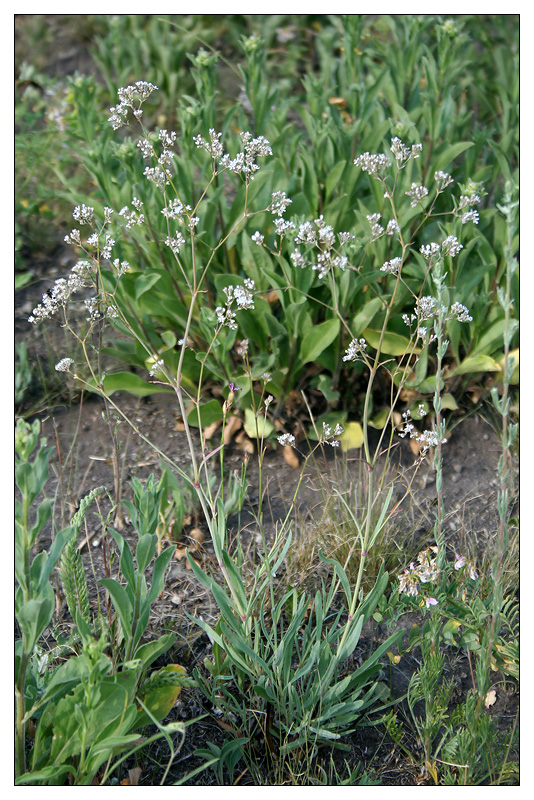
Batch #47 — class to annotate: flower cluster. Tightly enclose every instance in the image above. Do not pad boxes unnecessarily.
[342,338,368,362]
[108,81,158,130]
[195,129,273,181]
[215,279,256,331]
[119,197,144,230]
[419,235,463,261]
[355,137,422,177]
[288,216,351,278]
[321,421,344,447]
[55,358,74,373]
[434,170,454,191]
[454,553,478,580]
[398,410,444,455]
[165,233,186,255]
[28,260,94,324]
[278,433,296,447]
[405,182,429,207]
[354,151,391,176]
[398,546,440,602]
[269,190,292,216]
[390,137,422,167]
[366,214,399,242]
[149,358,165,377]
[456,184,482,224]
[380,257,402,275]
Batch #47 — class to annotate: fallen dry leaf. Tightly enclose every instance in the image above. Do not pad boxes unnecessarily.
[120,767,142,786]
[409,438,420,456]
[264,290,279,304]
[235,430,255,454]
[223,415,242,445]
[283,444,300,469]
[329,95,347,108]
[485,689,497,709]
[203,419,222,441]
[189,528,205,545]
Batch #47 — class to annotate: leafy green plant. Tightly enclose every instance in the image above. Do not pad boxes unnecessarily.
[19,16,518,786]
[15,419,77,778]
[15,422,192,785]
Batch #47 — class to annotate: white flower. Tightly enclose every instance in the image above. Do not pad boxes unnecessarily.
[354,151,391,175]
[434,170,454,190]
[441,235,463,258]
[278,433,296,447]
[269,190,292,216]
[380,257,402,275]
[450,302,473,322]
[461,209,480,225]
[72,204,94,225]
[55,358,74,372]
[405,183,429,207]
[343,338,368,362]
[251,231,264,245]
[165,233,186,254]
[149,358,165,377]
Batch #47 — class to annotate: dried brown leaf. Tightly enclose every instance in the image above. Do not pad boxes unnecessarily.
[283,444,300,469]
[223,415,242,445]
[189,528,205,545]
[235,430,255,454]
[203,419,222,441]
[485,689,497,708]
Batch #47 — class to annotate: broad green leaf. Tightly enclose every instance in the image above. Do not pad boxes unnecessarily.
[16,596,54,653]
[187,399,223,428]
[312,373,340,403]
[352,297,383,336]
[161,330,177,348]
[298,318,340,367]
[450,354,500,376]
[432,141,474,173]
[134,664,187,730]
[338,421,364,452]
[244,407,275,439]
[497,348,519,384]
[100,577,132,637]
[96,372,173,397]
[134,273,162,299]
[367,407,390,430]
[474,318,519,355]
[362,328,420,356]
[440,393,459,411]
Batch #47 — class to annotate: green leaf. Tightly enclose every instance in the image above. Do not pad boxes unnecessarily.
[16,596,54,653]
[97,372,172,397]
[338,421,364,451]
[243,407,275,439]
[100,577,132,637]
[450,354,500,376]
[432,141,474,173]
[134,273,162,299]
[362,328,420,356]
[352,297,383,336]
[187,399,223,428]
[134,665,187,730]
[312,373,340,403]
[297,318,340,367]
[134,634,177,671]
